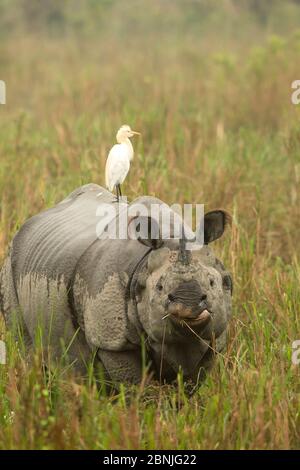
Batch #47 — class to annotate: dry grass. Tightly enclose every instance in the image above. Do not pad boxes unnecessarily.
[0,0,299,449]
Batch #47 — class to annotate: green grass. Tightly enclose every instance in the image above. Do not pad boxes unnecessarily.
[0,0,299,449]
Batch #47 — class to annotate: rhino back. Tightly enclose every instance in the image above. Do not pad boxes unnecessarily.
[11,184,113,283]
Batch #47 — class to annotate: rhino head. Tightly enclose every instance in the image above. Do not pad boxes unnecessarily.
[128,209,232,382]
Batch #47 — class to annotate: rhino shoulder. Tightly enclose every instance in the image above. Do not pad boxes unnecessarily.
[72,271,139,352]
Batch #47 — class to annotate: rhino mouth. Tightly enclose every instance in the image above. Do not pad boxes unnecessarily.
[165,280,212,328]
[185,308,211,327]
[166,302,212,328]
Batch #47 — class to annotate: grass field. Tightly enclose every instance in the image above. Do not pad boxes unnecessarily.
[0,0,299,449]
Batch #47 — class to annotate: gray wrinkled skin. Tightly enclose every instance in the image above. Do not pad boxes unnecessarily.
[0,184,232,387]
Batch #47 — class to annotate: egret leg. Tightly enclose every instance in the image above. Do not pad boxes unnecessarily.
[116,184,122,202]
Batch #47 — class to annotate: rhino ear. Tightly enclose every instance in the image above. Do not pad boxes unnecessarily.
[147,247,170,273]
[128,215,163,249]
[204,210,232,244]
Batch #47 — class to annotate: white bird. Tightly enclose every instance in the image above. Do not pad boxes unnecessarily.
[105,124,141,201]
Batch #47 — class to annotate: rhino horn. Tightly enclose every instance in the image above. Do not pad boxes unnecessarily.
[177,225,191,265]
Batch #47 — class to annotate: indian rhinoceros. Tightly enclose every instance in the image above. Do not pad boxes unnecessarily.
[0,183,232,386]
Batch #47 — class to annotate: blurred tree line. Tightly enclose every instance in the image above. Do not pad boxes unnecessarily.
[1,0,300,39]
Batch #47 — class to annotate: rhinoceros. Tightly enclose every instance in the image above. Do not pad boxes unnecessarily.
[0,183,232,386]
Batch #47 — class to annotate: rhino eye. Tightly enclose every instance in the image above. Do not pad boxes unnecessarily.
[156,280,164,292]
[209,279,215,288]
[223,274,233,293]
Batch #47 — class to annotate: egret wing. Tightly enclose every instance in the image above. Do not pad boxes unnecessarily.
[105,144,130,191]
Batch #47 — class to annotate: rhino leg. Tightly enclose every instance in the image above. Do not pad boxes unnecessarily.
[0,256,32,347]
[15,272,92,374]
[97,349,143,385]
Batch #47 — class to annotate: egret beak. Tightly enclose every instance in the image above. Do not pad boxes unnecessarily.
[131,130,141,136]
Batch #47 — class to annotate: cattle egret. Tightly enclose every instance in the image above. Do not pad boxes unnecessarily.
[105,124,141,201]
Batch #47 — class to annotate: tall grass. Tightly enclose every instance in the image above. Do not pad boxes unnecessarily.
[0,0,299,449]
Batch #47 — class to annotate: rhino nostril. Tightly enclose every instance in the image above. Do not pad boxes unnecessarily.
[198,294,208,311]
[168,293,175,302]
